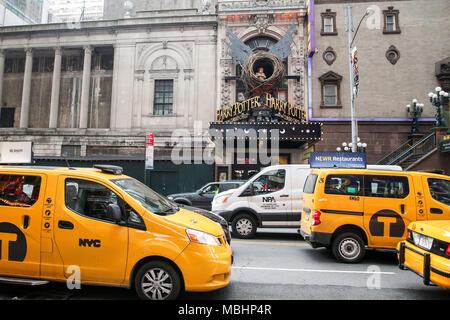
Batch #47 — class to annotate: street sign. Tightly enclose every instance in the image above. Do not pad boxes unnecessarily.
[440,137,450,153]
[0,141,33,164]
[310,152,367,169]
[145,133,154,170]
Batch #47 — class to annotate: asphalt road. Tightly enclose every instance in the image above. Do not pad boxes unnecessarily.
[0,228,448,300]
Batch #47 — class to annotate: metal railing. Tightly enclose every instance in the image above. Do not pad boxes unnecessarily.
[376,132,436,166]
[376,138,414,165]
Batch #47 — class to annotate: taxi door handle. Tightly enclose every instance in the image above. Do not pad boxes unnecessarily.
[400,204,405,214]
[23,215,30,229]
[280,195,289,198]
[58,220,74,230]
[430,208,443,214]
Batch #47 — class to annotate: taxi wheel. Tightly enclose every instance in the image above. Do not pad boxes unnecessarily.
[134,261,181,300]
[231,214,257,239]
[332,233,365,263]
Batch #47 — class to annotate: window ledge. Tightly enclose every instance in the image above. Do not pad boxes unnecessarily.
[320,31,338,36]
[143,114,181,118]
[320,104,342,109]
[383,30,401,35]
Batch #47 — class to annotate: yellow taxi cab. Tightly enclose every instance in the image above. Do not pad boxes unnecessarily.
[0,165,232,300]
[398,220,450,289]
[300,168,450,263]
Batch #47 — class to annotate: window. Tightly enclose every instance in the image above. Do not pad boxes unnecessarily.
[124,203,146,230]
[0,174,41,207]
[112,178,178,216]
[65,179,120,222]
[383,7,401,34]
[321,10,337,36]
[202,183,220,195]
[319,71,342,108]
[303,174,318,194]
[364,175,409,199]
[252,169,286,195]
[325,175,363,196]
[427,178,450,206]
[220,183,241,193]
[153,79,174,115]
[323,85,337,105]
[385,15,396,31]
[0,107,15,128]
[324,17,334,33]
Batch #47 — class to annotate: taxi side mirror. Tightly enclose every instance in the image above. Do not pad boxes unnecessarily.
[107,204,123,224]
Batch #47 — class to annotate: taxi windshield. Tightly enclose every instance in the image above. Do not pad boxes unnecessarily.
[112,178,179,216]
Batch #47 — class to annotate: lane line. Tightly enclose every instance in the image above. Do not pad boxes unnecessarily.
[232,240,309,247]
[232,266,396,275]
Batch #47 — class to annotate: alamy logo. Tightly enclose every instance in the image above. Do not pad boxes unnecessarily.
[0,222,27,262]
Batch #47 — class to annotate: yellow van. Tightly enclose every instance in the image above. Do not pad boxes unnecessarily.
[300,169,450,263]
[0,165,232,300]
[398,220,450,289]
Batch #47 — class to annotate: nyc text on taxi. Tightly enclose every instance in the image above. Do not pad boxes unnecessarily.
[300,169,450,263]
[0,165,232,300]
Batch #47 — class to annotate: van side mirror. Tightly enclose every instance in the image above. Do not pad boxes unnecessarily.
[240,184,254,197]
[107,204,123,224]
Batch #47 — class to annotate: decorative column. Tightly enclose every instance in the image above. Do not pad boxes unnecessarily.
[49,47,62,128]
[79,45,92,129]
[0,50,5,115]
[19,48,33,128]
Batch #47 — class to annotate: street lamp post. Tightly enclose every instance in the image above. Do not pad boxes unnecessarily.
[345,6,373,152]
[336,138,367,153]
[428,87,449,128]
[406,99,424,134]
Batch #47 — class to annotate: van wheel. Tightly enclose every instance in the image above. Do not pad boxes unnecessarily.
[231,214,257,239]
[332,233,365,263]
[134,261,181,300]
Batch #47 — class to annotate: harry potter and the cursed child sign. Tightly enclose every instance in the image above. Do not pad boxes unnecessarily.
[216,92,307,123]
[211,20,322,144]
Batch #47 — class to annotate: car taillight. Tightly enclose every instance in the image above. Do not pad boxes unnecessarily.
[446,244,450,256]
[311,210,321,226]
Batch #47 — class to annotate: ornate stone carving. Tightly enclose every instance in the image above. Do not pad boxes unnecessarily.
[220,59,233,109]
[151,55,178,71]
[250,14,274,34]
[386,45,400,65]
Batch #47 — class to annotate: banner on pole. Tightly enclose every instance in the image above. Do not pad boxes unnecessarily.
[145,133,154,170]
[352,47,359,97]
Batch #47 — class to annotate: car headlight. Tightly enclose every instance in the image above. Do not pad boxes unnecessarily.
[167,196,174,200]
[186,229,220,246]
[215,195,229,204]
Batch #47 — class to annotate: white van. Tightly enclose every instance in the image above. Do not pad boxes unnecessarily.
[211,164,402,239]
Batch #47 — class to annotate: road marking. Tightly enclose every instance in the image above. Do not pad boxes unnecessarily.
[232,266,396,275]
[232,240,309,247]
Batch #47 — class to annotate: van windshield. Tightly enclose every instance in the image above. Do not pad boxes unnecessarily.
[112,178,179,216]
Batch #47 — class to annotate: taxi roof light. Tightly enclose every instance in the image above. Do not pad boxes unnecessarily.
[93,164,123,175]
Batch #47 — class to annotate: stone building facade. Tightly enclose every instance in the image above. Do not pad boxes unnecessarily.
[0,6,219,193]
